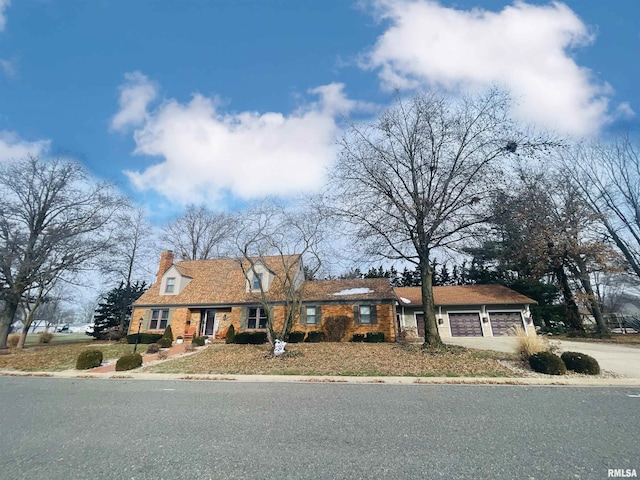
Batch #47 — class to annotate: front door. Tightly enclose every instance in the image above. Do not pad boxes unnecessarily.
[415,313,425,338]
[203,310,216,337]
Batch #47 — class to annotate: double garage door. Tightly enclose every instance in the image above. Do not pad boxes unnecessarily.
[448,311,524,337]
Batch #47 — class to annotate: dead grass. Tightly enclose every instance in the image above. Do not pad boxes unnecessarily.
[0,342,142,372]
[511,326,549,359]
[552,333,640,347]
[144,343,515,377]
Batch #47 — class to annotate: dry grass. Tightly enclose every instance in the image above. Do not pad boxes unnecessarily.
[552,333,640,347]
[510,326,549,359]
[0,342,142,372]
[144,343,515,377]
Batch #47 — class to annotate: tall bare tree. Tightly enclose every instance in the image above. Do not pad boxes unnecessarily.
[0,156,125,349]
[164,204,234,260]
[326,90,541,345]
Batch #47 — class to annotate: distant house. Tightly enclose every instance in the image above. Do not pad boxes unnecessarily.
[395,285,536,339]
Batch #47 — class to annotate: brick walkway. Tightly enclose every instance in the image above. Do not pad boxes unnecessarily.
[90,343,188,373]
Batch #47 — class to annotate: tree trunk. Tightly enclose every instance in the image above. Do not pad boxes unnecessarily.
[553,264,584,332]
[420,259,442,346]
[17,329,28,349]
[574,261,609,334]
[0,300,20,350]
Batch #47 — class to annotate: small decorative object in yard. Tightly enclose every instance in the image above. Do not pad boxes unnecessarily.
[176,336,184,344]
[274,339,287,355]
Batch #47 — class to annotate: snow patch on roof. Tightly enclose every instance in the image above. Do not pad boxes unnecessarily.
[332,288,374,296]
[400,297,411,304]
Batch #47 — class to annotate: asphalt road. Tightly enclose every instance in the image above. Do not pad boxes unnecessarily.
[0,378,638,480]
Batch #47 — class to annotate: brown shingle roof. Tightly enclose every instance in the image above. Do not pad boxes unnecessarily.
[302,278,396,302]
[394,285,536,306]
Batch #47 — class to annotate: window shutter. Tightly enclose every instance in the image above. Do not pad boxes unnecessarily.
[143,310,151,330]
[316,306,322,326]
[167,309,174,325]
[370,305,378,325]
[300,305,306,325]
[353,305,360,324]
[240,307,248,330]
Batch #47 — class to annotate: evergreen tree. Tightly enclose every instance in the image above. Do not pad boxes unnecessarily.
[92,281,147,339]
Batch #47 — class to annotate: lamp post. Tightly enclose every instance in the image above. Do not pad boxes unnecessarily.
[133,319,142,354]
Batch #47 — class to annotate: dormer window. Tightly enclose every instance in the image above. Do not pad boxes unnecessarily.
[165,277,175,293]
[252,273,263,291]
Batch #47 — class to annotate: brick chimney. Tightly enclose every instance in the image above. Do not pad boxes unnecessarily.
[156,250,175,284]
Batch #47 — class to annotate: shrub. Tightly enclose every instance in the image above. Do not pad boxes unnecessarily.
[305,331,324,343]
[76,350,103,370]
[287,331,305,343]
[234,332,268,344]
[126,333,163,344]
[146,343,160,354]
[510,325,548,360]
[529,351,566,375]
[323,315,350,342]
[115,353,143,371]
[561,351,600,375]
[38,331,53,344]
[192,336,205,346]
[156,349,168,360]
[163,324,173,341]
[351,334,365,342]
[158,337,173,348]
[225,324,236,344]
[184,343,195,353]
[365,332,385,343]
[7,334,20,348]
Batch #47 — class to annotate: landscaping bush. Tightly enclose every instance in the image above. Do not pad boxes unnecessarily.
[225,324,236,344]
[115,353,143,371]
[365,332,385,343]
[158,337,173,348]
[7,334,19,348]
[75,350,103,370]
[234,332,268,344]
[305,331,324,343]
[38,331,53,344]
[561,351,600,375]
[184,343,195,353]
[528,351,567,375]
[163,324,173,341]
[287,331,305,343]
[510,325,548,360]
[146,343,160,354]
[192,336,205,346]
[323,315,350,342]
[126,333,163,344]
[351,333,365,342]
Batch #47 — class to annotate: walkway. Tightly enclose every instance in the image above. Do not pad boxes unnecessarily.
[90,343,189,373]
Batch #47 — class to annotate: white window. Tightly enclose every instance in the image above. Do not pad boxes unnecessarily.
[165,277,175,293]
[305,306,317,324]
[252,273,263,290]
[360,305,371,324]
[247,307,268,329]
[149,309,169,330]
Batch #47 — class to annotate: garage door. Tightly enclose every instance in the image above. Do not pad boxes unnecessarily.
[448,313,483,337]
[489,312,523,336]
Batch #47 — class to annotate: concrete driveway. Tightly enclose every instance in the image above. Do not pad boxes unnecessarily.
[444,336,640,378]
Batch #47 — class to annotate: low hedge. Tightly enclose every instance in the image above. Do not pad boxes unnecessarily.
[192,336,205,346]
[305,331,324,343]
[287,331,305,343]
[529,351,567,375]
[126,333,163,344]
[234,332,268,344]
[76,350,103,370]
[351,334,365,342]
[365,332,385,343]
[561,351,600,375]
[115,353,143,371]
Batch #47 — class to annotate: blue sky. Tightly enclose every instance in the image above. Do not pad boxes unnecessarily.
[1,0,638,223]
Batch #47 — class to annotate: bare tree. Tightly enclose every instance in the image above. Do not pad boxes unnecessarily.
[326,90,541,345]
[0,156,126,349]
[164,204,234,260]
[235,201,322,347]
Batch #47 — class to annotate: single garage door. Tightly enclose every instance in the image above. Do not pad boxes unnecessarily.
[448,313,483,337]
[489,312,524,336]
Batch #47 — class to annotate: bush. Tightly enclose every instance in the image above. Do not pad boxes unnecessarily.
[528,351,567,375]
[561,351,600,375]
[146,343,160,354]
[158,337,173,348]
[323,315,350,342]
[287,331,305,343]
[225,324,236,344]
[38,331,53,344]
[351,334,365,342]
[7,334,20,348]
[192,336,205,346]
[184,343,195,353]
[115,353,143,371]
[163,324,173,341]
[76,350,103,370]
[365,332,385,343]
[305,331,324,343]
[126,333,163,344]
[234,332,268,344]
[510,325,548,360]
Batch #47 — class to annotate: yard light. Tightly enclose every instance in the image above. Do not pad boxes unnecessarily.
[133,318,142,354]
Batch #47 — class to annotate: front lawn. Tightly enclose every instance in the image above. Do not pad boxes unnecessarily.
[144,343,515,377]
[551,333,640,347]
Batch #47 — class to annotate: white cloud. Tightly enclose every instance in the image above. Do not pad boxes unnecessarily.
[110,71,158,132]
[366,0,614,135]
[0,131,50,162]
[120,77,355,204]
[0,0,9,32]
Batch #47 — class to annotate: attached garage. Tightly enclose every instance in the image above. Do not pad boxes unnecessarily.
[448,312,483,337]
[489,311,524,336]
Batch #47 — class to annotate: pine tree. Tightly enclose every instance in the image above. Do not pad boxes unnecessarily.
[92,281,147,339]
